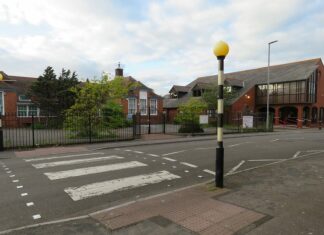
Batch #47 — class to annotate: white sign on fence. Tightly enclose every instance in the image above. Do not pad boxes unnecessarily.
[242,116,253,128]
[199,115,209,124]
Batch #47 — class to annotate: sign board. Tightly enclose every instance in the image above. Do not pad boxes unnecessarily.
[242,116,253,128]
[199,115,208,124]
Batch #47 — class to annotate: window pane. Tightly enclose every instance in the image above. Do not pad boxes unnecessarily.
[128,98,136,114]
[17,105,27,117]
[150,99,157,115]
[140,99,147,115]
[28,105,38,116]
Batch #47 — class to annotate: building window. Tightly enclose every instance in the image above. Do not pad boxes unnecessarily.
[140,99,147,115]
[28,105,38,116]
[128,98,137,114]
[150,99,157,115]
[17,105,28,117]
[17,105,39,117]
[19,95,31,101]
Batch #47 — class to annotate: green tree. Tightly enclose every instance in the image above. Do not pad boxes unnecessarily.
[28,66,79,115]
[202,83,238,110]
[28,66,58,115]
[175,98,207,133]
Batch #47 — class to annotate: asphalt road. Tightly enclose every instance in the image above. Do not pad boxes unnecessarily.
[1,130,324,232]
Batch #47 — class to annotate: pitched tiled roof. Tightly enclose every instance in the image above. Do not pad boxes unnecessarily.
[164,58,322,108]
[0,72,37,95]
[169,85,190,93]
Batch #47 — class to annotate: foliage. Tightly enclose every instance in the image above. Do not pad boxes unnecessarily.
[28,66,79,115]
[175,98,207,133]
[64,74,135,137]
[202,83,238,110]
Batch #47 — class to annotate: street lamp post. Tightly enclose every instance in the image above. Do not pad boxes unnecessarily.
[213,41,229,188]
[266,40,278,131]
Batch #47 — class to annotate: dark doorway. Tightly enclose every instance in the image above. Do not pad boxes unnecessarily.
[279,106,298,125]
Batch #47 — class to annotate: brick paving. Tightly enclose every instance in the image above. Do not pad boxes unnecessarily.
[92,186,266,234]
[14,146,88,158]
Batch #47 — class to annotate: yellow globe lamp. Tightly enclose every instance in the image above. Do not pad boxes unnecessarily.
[213,40,229,58]
[0,73,3,81]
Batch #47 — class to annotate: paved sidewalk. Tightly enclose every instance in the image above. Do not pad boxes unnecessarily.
[91,185,266,235]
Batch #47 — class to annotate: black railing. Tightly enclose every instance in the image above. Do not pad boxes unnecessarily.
[2,112,134,149]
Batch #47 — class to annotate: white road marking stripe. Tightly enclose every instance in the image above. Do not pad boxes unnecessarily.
[163,157,177,162]
[226,160,245,175]
[6,171,12,174]
[292,151,301,159]
[203,169,215,175]
[125,150,132,152]
[9,175,15,177]
[306,150,324,152]
[271,139,279,142]
[247,159,285,162]
[185,170,189,173]
[44,161,147,180]
[133,151,143,154]
[195,147,214,150]
[12,180,19,183]
[33,214,41,220]
[147,154,159,157]
[32,156,123,169]
[64,170,181,201]
[21,193,28,197]
[4,168,9,170]
[180,162,198,168]
[228,143,240,147]
[25,152,105,162]
[17,186,23,189]
[162,150,185,156]
[26,202,34,207]
[114,148,120,150]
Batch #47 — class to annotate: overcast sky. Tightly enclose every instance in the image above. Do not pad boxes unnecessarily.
[1,0,323,95]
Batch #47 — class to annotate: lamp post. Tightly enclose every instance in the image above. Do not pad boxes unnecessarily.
[213,40,229,188]
[266,40,278,131]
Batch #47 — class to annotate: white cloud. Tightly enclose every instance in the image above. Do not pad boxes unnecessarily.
[0,0,323,95]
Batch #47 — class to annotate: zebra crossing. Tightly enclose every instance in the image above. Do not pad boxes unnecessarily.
[25,151,181,202]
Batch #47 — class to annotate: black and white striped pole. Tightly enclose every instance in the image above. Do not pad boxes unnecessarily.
[213,41,229,188]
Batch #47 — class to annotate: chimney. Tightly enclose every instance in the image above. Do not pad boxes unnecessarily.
[115,62,123,77]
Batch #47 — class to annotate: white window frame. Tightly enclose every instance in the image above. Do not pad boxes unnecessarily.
[140,99,147,115]
[18,95,31,102]
[150,99,158,115]
[17,105,40,117]
[0,91,4,115]
[128,98,137,115]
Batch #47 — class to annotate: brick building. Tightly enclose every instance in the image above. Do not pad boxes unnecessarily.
[0,67,163,127]
[164,58,324,128]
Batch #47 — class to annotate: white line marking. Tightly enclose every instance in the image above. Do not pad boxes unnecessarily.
[114,148,120,150]
[44,161,147,180]
[180,162,198,168]
[226,160,245,175]
[162,157,177,162]
[125,149,132,152]
[228,143,240,147]
[203,169,215,175]
[247,159,285,162]
[4,168,9,170]
[26,202,34,207]
[21,193,28,197]
[271,139,279,142]
[162,150,185,156]
[147,154,159,157]
[32,156,123,169]
[172,166,177,168]
[17,186,23,189]
[133,151,143,154]
[6,171,12,174]
[306,150,324,152]
[228,142,253,148]
[64,170,181,201]
[198,175,203,178]
[292,151,301,159]
[32,214,41,220]
[162,162,166,165]
[12,180,19,183]
[185,170,189,173]
[9,175,15,177]
[24,152,105,162]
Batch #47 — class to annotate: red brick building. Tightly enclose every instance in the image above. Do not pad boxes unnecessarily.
[0,67,163,127]
[164,58,324,128]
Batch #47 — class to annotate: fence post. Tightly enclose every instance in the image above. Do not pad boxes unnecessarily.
[132,114,136,138]
[0,116,3,151]
[32,114,35,148]
[237,113,240,133]
[88,114,92,143]
[163,113,166,134]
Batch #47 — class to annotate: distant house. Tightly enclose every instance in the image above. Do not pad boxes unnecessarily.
[164,58,324,128]
[114,66,163,124]
[0,72,39,127]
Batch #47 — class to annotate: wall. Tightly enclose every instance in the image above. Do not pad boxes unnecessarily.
[230,87,256,114]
